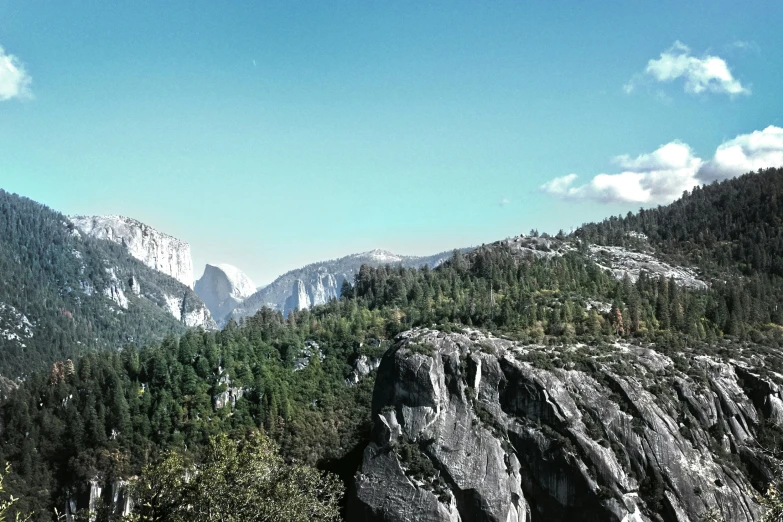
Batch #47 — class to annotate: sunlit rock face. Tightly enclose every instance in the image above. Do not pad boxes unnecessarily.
[194,264,256,325]
[70,215,194,288]
[349,328,772,522]
[70,215,216,329]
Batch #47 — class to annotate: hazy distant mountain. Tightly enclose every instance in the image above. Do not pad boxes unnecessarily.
[194,264,256,322]
[228,248,463,323]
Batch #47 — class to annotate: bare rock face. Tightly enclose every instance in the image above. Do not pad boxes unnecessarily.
[71,215,194,288]
[194,264,256,324]
[351,328,775,522]
[65,478,132,522]
[345,355,381,385]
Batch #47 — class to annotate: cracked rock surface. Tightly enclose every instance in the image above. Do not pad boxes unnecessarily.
[350,328,778,521]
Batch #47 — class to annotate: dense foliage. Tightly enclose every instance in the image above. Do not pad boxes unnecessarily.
[130,432,342,522]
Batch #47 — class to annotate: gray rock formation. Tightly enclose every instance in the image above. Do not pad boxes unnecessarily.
[194,264,256,324]
[351,328,776,522]
[232,248,466,320]
[293,340,324,372]
[284,279,314,314]
[213,367,246,409]
[496,235,707,289]
[0,303,34,350]
[68,220,216,330]
[65,478,132,522]
[71,215,194,288]
[345,355,381,386]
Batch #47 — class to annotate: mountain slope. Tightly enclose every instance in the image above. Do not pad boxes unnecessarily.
[229,248,462,322]
[0,190,215,375]
[575,166,783,276]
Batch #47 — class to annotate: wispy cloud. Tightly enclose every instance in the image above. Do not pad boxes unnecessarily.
[498,197,511,207]
[727,40,760,53]
[625,41,749,97]
[541,126,783,205]
[0,45,32,101]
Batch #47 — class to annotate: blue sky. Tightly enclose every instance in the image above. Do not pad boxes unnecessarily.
[1,1,782,284]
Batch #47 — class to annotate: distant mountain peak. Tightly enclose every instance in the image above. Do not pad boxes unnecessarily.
[358,249,404,263]
[194,264,256,323]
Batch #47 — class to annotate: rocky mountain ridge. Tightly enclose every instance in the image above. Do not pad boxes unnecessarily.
[496,235,708,290]
[230,248,463,322]
[0,190,219,375]
[350,327,779,521]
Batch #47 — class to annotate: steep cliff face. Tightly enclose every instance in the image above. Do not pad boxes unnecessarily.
[70,215,194,288]
[232,248,464,320]
[351,328,777,522]
[70,216,215,329]
[194,264,256,324]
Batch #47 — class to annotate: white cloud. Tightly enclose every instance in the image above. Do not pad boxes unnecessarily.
[0,45,32,101]
[498,197,511,207]
[542,127,783,205]
[541,142,702,204]
[627,41,749,96]
[698,126,783,181]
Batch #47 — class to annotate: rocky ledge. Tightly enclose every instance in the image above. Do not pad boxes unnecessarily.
[350,328,781,521]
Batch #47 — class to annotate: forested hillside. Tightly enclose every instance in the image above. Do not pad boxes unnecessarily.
[0,190,211,377]
[576,167,783,276]
[3,169,783,520]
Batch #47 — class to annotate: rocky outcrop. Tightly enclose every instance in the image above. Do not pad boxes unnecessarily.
[194,264,256,324]
[496,235,707,289]
[71,215,194,288]
[350,328,777,522]
[213,367,246,410]
[102,268,129,309]
[232,249,464,320]
[586,245,707,290]
[345,355,381,386]
[0,303,34,349]
[162,292,217,329]
[293,340,324,372]
[284,279,313,314]
[64,478,133,522]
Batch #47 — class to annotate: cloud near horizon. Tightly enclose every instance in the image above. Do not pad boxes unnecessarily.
[625,41,749,97]
[541,126,783,205]
[0,45,32,101]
